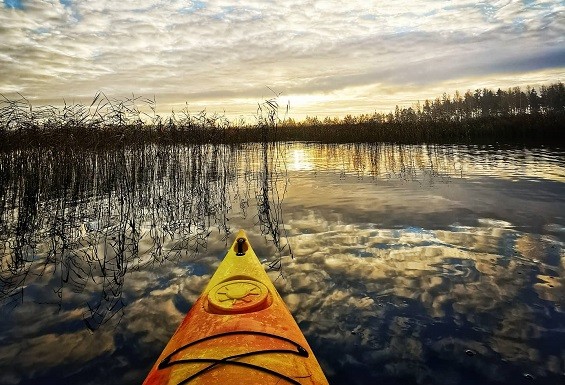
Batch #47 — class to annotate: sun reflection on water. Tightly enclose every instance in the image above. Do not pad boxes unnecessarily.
[288,148,315,172]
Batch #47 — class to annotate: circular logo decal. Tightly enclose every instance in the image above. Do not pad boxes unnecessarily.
[208,279,269,313]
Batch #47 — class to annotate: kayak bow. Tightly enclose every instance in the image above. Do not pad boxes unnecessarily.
[143,229,329,385]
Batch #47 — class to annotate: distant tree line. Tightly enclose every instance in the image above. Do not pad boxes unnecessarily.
[275,82,565,144]
[283,82,565,126]
[1,82,564,149]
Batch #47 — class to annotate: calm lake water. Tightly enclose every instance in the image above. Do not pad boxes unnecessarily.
[1,142,564,385]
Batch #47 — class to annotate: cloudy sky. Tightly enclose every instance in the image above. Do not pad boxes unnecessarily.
[1,0,564,120]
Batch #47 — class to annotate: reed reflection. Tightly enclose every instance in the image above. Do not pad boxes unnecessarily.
[0,144,292,330]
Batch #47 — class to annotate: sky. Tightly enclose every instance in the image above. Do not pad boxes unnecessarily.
[1,0,564,121]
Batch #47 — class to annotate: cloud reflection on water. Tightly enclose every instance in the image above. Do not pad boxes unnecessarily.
[275,221,564,383]
[0,143,564,384]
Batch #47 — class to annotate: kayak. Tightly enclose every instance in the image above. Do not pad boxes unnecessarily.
[143,229,329,385]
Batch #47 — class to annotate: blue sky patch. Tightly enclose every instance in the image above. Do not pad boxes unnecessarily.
[477,3,497,22]
[179,0,206,14]
[57,0,82,22]
[4,0,24,9]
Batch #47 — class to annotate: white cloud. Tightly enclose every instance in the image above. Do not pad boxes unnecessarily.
[0,0,563,119]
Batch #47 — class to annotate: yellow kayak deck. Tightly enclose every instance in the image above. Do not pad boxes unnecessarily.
[143,229,329,385]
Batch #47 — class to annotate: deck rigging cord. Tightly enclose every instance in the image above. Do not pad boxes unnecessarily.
[158,330,310,385]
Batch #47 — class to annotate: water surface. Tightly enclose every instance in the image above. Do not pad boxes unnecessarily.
[1,143,564,385]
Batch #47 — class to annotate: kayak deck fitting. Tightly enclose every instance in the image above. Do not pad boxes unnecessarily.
[143,229,329,385]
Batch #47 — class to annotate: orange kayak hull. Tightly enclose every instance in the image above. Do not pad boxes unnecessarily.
[143,230,329,385]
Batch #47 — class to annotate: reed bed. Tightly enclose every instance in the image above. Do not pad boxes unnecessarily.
[1,84,564,150]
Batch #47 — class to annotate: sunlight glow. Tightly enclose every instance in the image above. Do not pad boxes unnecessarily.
[287,148,315,172]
